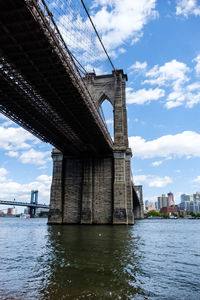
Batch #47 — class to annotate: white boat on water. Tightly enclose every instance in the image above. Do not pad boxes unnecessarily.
[20,214,31,219]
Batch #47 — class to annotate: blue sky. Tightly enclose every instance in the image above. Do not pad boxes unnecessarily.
[1,0,200,212]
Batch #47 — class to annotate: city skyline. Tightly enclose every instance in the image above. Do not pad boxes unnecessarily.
[1,0,200,212]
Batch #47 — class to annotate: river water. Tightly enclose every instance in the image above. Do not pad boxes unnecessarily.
[0,218,199,300]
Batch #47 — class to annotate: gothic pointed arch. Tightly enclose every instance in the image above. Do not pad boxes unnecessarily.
[97,91,114,108]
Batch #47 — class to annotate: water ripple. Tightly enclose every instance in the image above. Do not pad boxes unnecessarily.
[0,218,200,299]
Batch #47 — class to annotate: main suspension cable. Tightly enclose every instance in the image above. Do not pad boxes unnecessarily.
[80,0,115,71]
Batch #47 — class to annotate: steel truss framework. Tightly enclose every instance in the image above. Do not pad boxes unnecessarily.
[0,0,113,155]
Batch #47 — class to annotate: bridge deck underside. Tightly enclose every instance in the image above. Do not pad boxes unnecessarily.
[0,0,113,156]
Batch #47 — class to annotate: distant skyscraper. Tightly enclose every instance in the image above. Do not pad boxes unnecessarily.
[157,194,170,210]
[181,194,193,202]
[193,192,200,201]
[155,202,158,210]
[158,197,162,210]
[145,200,149,210]
[167,192,174,206]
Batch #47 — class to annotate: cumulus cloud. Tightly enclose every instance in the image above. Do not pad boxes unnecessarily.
[176,0,200,17]
[144,59,190,87]
[19,149,50,166]
[0,167,51,204]
[126,87,165,104]
[0,168,8,182]
[152,160,163,167]
[6,151,19,158]
[91,0,158,51]
[0,178,51,204]
[193,54,200,74]
[129,131,200,159]
[0,126,36,151]
[133,174,172,187]
[105,119,113,125]
[36,175,52,185]
[53,0,158,64]
[129,58,200,109]
[193,175,200,183]
[128,61,147,72]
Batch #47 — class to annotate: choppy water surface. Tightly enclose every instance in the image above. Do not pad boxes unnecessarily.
[0,218,199,300]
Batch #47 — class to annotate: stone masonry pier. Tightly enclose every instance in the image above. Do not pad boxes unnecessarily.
[48,70,143,224]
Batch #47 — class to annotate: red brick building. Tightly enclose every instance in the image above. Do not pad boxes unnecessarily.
[160,206,178,214]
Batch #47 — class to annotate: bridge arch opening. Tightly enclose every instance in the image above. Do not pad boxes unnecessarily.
[99,99,114,140]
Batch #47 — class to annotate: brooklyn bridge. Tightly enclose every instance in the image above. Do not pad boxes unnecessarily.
[0,0,144,224]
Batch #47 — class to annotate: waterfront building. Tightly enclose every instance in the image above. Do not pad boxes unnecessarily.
[148,202,156,211]
[193,192,200,201]
[181,194,190,202]
[24,208,29,214]
[189,201,200,214]
[181,194,194,202]
[179,200,200,214]
[157,194,170,210]
[37,207,49,217]
[144,201,156,211]
[7,207,17,215]
[160,206,178,215]
[189,195,194,201]
[179,201,190,211]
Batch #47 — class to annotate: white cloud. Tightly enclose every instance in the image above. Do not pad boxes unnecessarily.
[187,82,200,91]
[143,59,191,110]
[84,64,105,75]
[49,0,64,9]
[19,149,50,166]
[54,0,158,64]
[118,48,126,54]
[144,59,190,87]
[0,168,8,182]
[129,58,200,109]
[0,126,36,152]
[129,131,200,159]
[176,0,200,17]
[133,174,172,188]
[0,177,51,205]
[91,0,158,51]
[36,175,52,185]
[126,87,165,104]
[133,174,148,184]
[0,167,51,204]
[105,119,113,125]
[193,175,200,183]
[193,54,200,74]
[6,151,19,158]
[152,160,163,167]
[148,176,172,187]
[128,61,147,72]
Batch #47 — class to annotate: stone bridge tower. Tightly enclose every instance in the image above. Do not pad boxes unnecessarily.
[48,70,137,225]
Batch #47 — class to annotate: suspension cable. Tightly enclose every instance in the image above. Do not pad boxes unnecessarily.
[80,0,115,71]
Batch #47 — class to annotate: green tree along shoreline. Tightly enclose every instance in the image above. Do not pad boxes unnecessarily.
[146,210,200,219]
